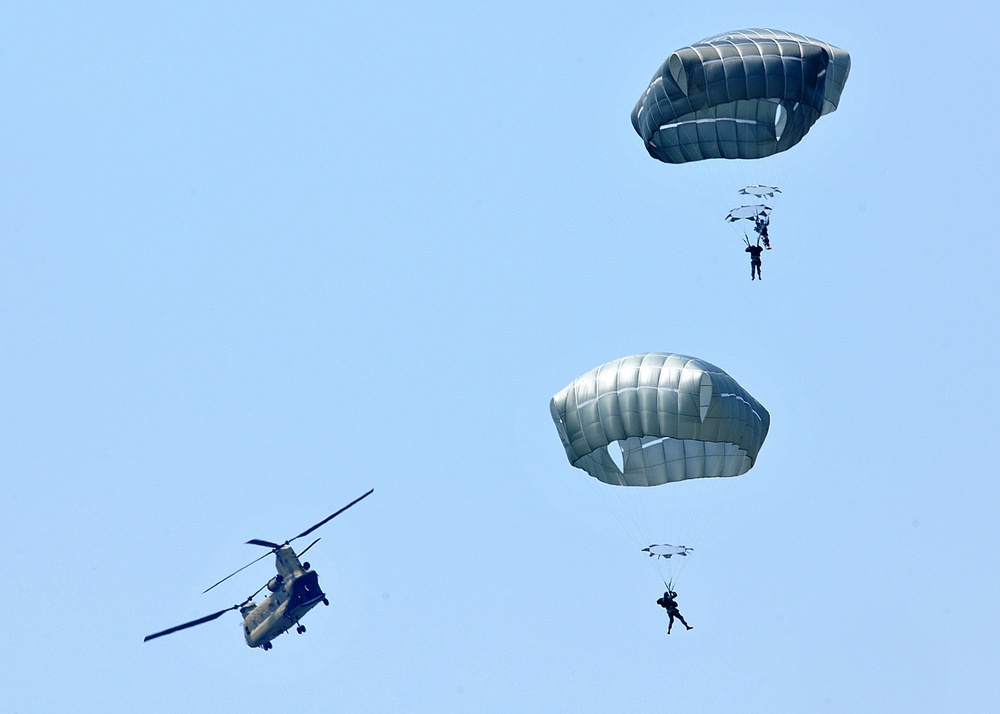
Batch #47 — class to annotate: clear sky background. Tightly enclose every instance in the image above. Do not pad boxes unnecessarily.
[3,2,999,712]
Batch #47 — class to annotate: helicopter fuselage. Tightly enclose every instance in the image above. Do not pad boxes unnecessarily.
[240,546,327,648]
[143,489,372,650]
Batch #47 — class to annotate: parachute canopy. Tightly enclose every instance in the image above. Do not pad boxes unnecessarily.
[550,353,769,487]
[642,543,693,559]
[726,204,771,223]
[740,184,781,198]
[631,29,850,164]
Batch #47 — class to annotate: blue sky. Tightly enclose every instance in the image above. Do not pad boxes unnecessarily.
[3,2,999,712]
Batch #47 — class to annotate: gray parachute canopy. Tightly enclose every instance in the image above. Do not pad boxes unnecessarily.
[631,29,850,164]
[550,353,769,487]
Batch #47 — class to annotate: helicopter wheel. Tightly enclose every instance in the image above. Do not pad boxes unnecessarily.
[296,625,306,634]
[262,641,272,651]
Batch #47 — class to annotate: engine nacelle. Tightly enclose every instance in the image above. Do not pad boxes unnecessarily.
[267,574,284,592]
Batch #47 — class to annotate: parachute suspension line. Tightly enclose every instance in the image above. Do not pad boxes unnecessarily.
[609,482,696,588]
[584,461,678,584]
[593,465,732,589]
[668,478,744,585]
[586,469,649,553]
[705,163,748,243]
[593,481,682,587]
[611,452,659,549]
[652,558,674,590]
[585,478,636,546]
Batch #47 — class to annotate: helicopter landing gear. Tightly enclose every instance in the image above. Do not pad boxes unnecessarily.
[296,624,306,634]
[261,641,273,651]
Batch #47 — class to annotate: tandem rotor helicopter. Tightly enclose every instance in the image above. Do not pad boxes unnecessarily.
[144,488,373,651]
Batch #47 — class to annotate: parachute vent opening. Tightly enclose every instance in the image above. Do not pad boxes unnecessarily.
[607,441,625,474]
[774,101,786,142]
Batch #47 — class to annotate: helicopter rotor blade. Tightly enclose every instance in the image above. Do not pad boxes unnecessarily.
[297,538,321,558]
[246,539,282,549]
[201,489,372,595]
[291,488,374,543]
[143,604,239,643]
[202,549,273,594]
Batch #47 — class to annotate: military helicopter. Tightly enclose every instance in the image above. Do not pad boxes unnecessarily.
[144,488,373,651]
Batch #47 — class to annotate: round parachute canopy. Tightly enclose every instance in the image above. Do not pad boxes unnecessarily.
[740,184,781,198]
[726,204,771,223]
[631,29,850,164]
[550,353,769,487]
